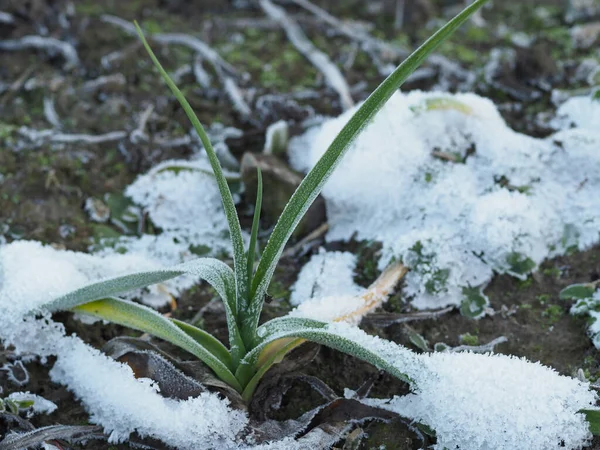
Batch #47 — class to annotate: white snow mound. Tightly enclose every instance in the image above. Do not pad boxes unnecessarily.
[289,91,600,311]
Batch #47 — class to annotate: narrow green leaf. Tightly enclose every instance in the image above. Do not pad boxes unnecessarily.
[171,318,232,368]
[134,22,248,327]
[246,168,263,295]
[73,298,243,392]
[249,0,490,343]
[42,257,245,367]
[560,283,598,301]
[580,409,600,435]
[44,268,186,313]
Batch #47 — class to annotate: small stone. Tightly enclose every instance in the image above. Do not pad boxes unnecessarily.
[240,152,326,238]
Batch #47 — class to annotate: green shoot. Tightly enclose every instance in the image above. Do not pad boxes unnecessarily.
[36,0,490,404]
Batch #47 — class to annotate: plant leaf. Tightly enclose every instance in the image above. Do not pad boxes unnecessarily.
[580,409,600,435]
[42,258,246,365]
[134,22,248,334]
[559,283,597,301]
[249,0,490,343]
[246,168,263,295]
[171,318,233,368]
[73,297,242,392]
[238,317,412,400]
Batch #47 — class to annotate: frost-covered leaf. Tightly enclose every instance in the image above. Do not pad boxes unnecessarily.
[73,297,241,392]
[407,329,430,352]
[459,285,489,319]
[44,258,234,313]
[135,22,249,343]
[0,425,105,450]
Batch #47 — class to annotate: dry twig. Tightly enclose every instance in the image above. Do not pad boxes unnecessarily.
[0,36,79,69]
[260,0,354,110]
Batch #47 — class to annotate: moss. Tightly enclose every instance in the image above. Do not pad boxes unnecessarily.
[542,267,561,279]
[536,294,551,304]
[517,277,533,290]
[459,332,479,346]
[542,304,564,326]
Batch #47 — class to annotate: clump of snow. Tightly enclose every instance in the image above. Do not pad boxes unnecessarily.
[0,240,184,314]
[290,295,366,324]
[49,336,246,448]
[324,322,596,450]
[290,249,360,306]
[551,95,600,130]
[124,159,234,257]
[289,91,600,311]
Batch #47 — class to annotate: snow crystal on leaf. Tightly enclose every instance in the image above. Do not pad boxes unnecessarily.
[290,249,361,306]
[289,91,600,310]
[7,392,57,415]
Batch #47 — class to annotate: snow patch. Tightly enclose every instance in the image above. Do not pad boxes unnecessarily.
[290,249,360,306]
[552,95,600,130]
[325,322,596,450]
[289,91,600,310]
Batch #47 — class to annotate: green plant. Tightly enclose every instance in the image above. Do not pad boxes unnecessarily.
[39,0,489,402]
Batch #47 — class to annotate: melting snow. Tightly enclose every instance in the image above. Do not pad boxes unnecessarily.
[289,91,600,311]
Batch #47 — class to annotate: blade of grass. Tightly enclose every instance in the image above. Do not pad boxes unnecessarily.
[249,0,489,343]
[73,297,242,392]
[134,22,248,326]
[246,168,263,296]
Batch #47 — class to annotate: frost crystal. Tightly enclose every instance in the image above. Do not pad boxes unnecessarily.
[289,91,600,310]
